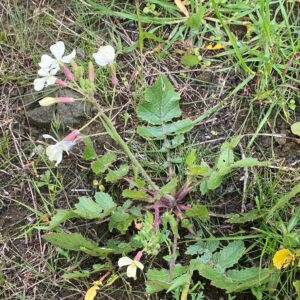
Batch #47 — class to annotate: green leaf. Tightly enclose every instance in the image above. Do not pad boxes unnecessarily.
[186,240,219,256]
[188,164,210,176]
[136,75,181,125]
[146,268,170,293]
[161,134,185,151]
[216,142,234,170]
[194,262,270,293]
[207,171,223,190]
[137,119,194,139]
[44,233,98,251]
[187,5,204,30]
[291,122,300,137]
[186,204,209,221]
[213,241,245,271]
[218,158,268,176]
[158,178,178,198]
[108,207,133,233]
[293,280,300,299]
[75,196,102,219]
[105,164,129,182]
[186,149,197,168]
[181,54,199,67]
[226,268,270,293]
[122,189,149,200]
[167,273,190,292]
[146,265,187,293]
[162,211,179,238]
[91,152,117,174]
[94,192,116,212]
[227,209,267,224]
[62,270,90,279]
[83,137,97,160]
[49,209,78,228]
[142,31,164,43]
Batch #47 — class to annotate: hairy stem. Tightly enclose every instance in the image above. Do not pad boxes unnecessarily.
[90,97,159,191]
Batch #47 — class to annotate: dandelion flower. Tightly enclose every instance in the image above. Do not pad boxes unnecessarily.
[273,248,295,269]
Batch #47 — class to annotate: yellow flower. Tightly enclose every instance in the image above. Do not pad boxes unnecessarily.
[206,43,223,50]
[84,285,99,300]
[273,248,295,269]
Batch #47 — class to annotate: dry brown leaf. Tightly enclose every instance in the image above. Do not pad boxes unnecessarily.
[174,0,190,17]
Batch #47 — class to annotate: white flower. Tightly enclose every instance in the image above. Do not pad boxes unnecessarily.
[34,68,58,91]
[39,41,76,72]
[43,134,76,166]
[118,256,144,279]
[93,45,116,66]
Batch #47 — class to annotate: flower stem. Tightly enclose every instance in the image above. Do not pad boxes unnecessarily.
[90,97,158,190]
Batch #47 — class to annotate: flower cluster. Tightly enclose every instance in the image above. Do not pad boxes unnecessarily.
[34,41,116,91]
[34,41,76,91]
[35,41,117,166]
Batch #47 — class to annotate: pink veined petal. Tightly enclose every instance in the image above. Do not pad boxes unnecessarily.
[50,41,65,60]
[39,54,57,70]
[135,261,144,271]
[118,257,132,267]
[34,78,46,91]
[126,264,137,278]
[46,76,57,86]
[62,49,76,63]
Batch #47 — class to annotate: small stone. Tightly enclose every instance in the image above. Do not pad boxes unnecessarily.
[26,106,55,127]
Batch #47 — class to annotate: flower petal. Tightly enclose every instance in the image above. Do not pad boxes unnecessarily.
[39,54,57,70]
[126,264,137,278]
[93,45,115,66]
[118,256,132,267]
[46,144,63,165]
[273,248,295,269]
[38,68,49,77]
[62,49,76,63]
[50,41,65,60]
[42,134,57,142]
[135,261,144,271]
[34,78,46,91]
[61,141,75,153]
[45,76,57,86]
[84,285,99,300]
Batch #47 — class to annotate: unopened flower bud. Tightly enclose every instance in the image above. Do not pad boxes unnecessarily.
[39,96,75,106]
[70,59,78,69]
[39,97,58,106]
[56,78,68,87]
[57,96,75,103]
[63,130,80,142]
[134,251,143,262]
[63,65,74,80]
[111,72,118,86]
